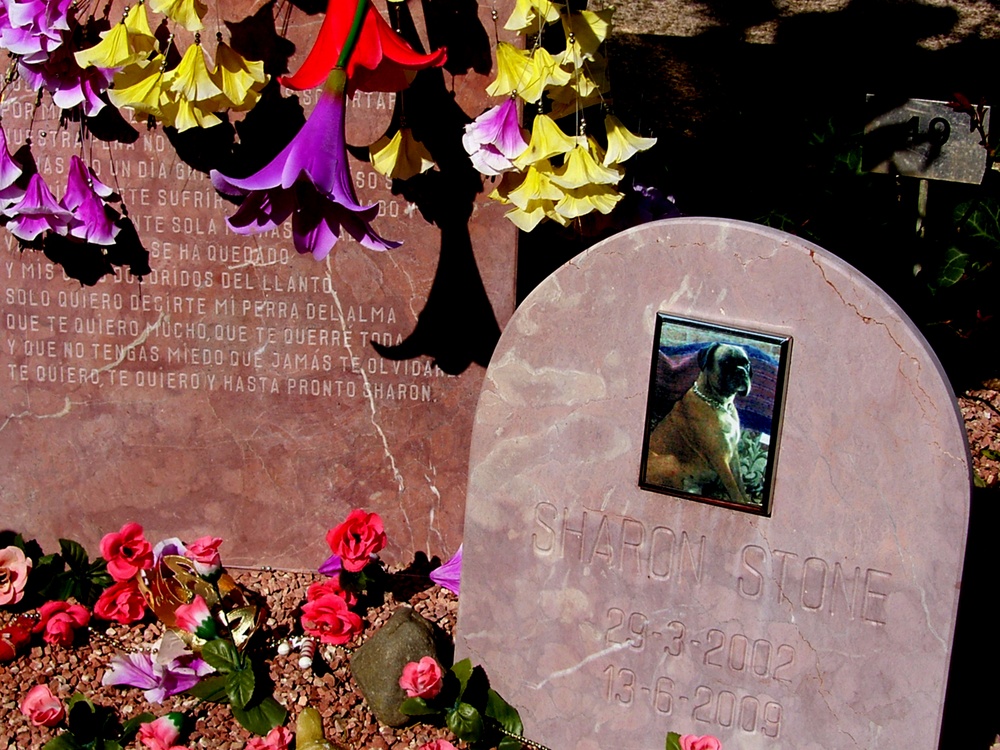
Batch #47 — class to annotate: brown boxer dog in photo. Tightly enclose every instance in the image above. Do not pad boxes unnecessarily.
[645,342,753,504]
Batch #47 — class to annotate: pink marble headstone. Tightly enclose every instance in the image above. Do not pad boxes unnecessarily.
[456,218,969,750]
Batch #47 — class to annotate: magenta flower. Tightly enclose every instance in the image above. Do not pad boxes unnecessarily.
[174,595,218,640]
[102,646,213,703]
[0,0,72,63]
[318,553,342,576]
[211,69,400,260]
[429,544,462,595]
[462,99,528,176]
[63,155,119,245]
[4,172,72,241]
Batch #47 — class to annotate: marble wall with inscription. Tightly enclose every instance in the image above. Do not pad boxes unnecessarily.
[457,219,969,749]
[0,0,516,568]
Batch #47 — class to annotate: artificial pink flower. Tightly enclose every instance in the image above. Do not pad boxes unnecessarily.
[93,579,147,623]
[211,69,400,260]
[174,595,217,640]
[183,536,222,577]
[462,99,528,176]
[19,684,64,727]
[679,735,722,750]
[32,600,90,647]
[399,656,444,699]
[0,545,32,605]
[62,155,119,245]
[100,522,154,582]
[418,741,458,750]
[325,509,386,573]
[3,172,72,241]
[307,578,357,608]
[279,0,446,94]
[300,593,363,645]
[137,712,186,750]
[244,725,293,750]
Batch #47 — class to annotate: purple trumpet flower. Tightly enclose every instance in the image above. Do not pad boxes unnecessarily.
[0,0,72,63]
[211,68,400,260]
[5,172,71,241]
[62,155,119,245]
[102,643,213,703]
[318,553,342,577]
[429,544,462,596]
[462,98,528,176]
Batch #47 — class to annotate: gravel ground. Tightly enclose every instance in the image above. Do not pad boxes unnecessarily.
[1,568,462,750]
[3,385,998,750]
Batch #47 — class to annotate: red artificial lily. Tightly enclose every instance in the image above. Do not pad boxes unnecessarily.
[280,0,446,93]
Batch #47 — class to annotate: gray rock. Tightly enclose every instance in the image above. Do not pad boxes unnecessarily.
[350,606,439,727]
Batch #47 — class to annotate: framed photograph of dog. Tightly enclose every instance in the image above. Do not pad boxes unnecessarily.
[639,313,792,516]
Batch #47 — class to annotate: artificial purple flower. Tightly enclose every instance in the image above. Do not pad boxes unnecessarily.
[462,98,528,176]
[102,635,213,703]
[429,544,462,596]
[152,537,187,564]
[210,68,400,260]
[0,0,72,63]
[5,172,72,241]
[63,156,119,245]
[318,553,342,576]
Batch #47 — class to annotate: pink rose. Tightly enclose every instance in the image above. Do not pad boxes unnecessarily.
[418,742,458,750]
[245,725,293,750]
[306,578,357,607]
[20,684,65,727]
[300,593,363,645]
[399,656,444,699]
[680,735,722,750]
[138,713,186,750]
[100,522,153,582]
[93,579,147,623]
[325,510,386,573]
[33,601,91,647]
[183,536,222,577]
[0,545,32,605]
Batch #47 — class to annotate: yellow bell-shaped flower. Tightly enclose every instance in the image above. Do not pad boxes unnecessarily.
[161,95,222,131]
[603,114,657,166]
[370,128,436,180]
[485,42,533,99]
[506,203,557,231]
[520,47,571,103]
[109,56,166,118]
[74,4,157,71]
[488,171,525,204]
[554,182,623,219]
[550,142,621,188]
[149,0,207,32]
[513,115,577,169]
[165,42,223,102]
[124,1,156,39]
[507,160,563,210]
[210,42,267,110]
[505,0,561,33]
[559,8,613,68]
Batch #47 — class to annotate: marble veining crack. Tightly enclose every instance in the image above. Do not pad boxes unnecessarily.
[528,641,631,691]
[93,312,165,373]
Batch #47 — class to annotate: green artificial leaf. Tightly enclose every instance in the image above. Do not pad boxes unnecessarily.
[41,735,84,750]
[930,247,968,292]
[485,688,522,736]
[451,659,473,698]
[200,639,244,673]
[665,731,682,750]
[226,668,257,710]
[974,472,988,488]
[446,701,484,743]
[231,696,288,736]
[59,539,90,572]
[120,713,155,743]
[399,697,439,717]
[186,675,229,703]
[982,448,1000,461]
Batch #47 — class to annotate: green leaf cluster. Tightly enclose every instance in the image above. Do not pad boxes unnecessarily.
[188,638,286,735]
[41,694,152,750]
[6,535,112,608]
[665,731,683,750]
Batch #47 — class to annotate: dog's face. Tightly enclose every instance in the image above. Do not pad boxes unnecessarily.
[698,343,752,398]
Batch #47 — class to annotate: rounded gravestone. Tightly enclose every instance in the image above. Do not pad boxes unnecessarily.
[456,218,969,750]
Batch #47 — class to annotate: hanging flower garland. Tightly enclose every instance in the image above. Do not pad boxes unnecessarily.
[464,0,657,231]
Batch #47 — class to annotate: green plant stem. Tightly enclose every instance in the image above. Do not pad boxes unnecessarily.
[337,0,370,69]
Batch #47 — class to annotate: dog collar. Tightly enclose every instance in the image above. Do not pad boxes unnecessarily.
[692,381,728,410]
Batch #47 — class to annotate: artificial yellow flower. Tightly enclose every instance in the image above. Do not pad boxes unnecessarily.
[370,128,436,180]
[485,42,533,99]
[210,42,268,111]
[74,4,156,70]
[488,171,525,204]
[507,160,563,210]
[108,56,166,118]
[553,183,623,219]
[513,114,577,169]
[550,143,621,188]
[504,0,561,33]
[521,47,571,103]
[149,0,207,32]
[165,42,222,102]
[161,96,221,131]
[603,114,657,166]
[505,203,555,231]
[559,8,613,68]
